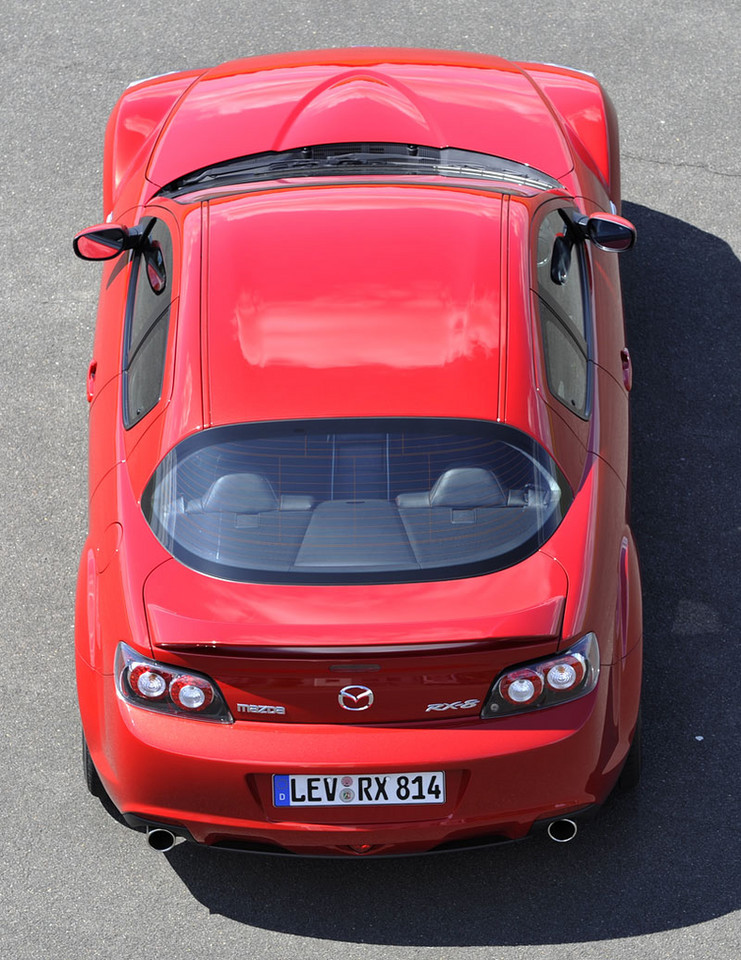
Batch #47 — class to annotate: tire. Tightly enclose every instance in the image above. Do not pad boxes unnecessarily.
[82,730,104,798]
[617,708,642,792]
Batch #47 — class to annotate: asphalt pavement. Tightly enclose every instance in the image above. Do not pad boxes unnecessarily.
[1,2,739,958]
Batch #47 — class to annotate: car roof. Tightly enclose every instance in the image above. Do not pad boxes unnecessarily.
[201,182,510,425]
[145,49,575,192]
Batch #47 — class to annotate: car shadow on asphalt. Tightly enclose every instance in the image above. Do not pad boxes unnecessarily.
[149,201,741,946]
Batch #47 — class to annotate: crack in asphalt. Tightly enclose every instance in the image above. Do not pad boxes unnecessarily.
[623,153,741,179]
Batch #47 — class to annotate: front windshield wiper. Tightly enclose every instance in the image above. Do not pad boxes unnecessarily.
[158,142,563,197]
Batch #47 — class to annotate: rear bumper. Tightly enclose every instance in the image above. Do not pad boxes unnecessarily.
[78,643,641,856]
[123,804,600,856]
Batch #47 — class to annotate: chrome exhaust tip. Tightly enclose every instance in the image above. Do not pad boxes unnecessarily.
[546,818,578,843]
[146,827,178,852]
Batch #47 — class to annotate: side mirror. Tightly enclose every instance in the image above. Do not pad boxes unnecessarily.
[577,214,636,252]
[73,223,139,261]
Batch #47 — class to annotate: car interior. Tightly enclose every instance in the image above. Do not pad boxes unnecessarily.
[149,430,561,574]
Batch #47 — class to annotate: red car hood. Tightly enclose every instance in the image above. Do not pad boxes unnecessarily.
[143,551,566,724]
[145,49,574,190]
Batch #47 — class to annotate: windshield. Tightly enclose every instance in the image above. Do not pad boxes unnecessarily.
[142,418,572,584]
[157,142,563,198]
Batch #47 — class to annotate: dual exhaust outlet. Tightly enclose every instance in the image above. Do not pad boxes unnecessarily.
[546,818,578,843]
[146,826,179,852]
[145,818,578,852]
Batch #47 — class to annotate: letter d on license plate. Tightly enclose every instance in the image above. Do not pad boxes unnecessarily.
[273,771,445,807]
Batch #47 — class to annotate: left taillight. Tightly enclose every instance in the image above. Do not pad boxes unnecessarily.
[115,643,233,723]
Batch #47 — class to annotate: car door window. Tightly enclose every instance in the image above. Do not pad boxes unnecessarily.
[123,219,173,427]
[535,209,589,419]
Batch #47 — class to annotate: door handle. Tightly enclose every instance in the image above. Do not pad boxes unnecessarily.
[620,348,633,391]
[86,360,97,403]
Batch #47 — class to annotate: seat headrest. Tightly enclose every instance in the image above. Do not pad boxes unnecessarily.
[429,467,505,507]
[201,473,278,513]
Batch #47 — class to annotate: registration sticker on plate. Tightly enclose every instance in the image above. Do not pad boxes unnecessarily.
[273,772,445,807]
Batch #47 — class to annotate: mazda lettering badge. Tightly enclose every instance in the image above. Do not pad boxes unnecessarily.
[338,685,375,711]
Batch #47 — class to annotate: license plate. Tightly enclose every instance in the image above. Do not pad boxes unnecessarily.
[273,771,446,807]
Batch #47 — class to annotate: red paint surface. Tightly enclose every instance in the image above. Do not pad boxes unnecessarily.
[76,49,641,855]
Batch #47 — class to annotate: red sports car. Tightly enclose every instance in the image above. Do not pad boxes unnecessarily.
[74,48,642,856]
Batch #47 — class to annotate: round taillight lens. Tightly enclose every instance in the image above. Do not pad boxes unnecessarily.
[545,656,585,692]
[500,669,544,705]
[170,676,214,712]
[129,665,168,700]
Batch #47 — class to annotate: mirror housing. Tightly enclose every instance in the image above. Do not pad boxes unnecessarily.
[73,223,139,261]
[577,213,636,252]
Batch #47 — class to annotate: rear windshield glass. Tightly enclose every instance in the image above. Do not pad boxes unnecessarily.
[142,418,572,584]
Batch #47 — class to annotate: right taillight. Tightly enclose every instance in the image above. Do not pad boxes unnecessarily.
[481,633,600,718]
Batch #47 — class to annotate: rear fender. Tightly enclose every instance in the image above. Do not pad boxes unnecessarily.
[541,456,640,664]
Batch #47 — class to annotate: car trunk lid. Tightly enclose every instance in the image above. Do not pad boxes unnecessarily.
[144,552,566,724]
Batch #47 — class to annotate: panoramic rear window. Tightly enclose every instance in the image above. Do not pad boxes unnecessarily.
[141,419,572,584]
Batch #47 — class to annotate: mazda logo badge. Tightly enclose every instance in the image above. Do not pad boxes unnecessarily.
[338,685,375,711]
